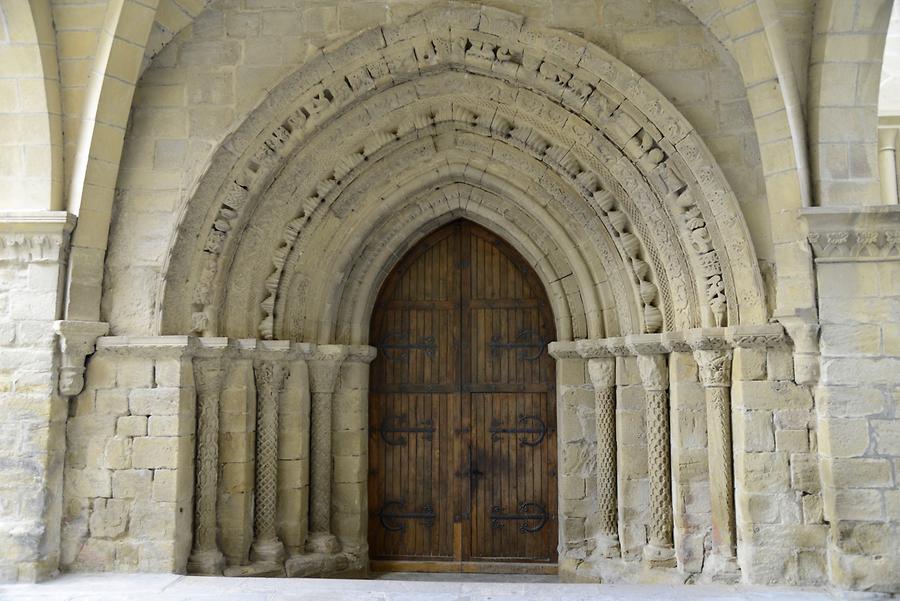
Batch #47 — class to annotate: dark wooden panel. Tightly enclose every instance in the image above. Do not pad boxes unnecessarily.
[368,220,557,569]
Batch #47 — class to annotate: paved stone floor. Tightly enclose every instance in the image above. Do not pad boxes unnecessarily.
[0,573,857,601]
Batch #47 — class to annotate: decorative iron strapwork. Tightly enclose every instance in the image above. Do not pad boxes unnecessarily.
[488,328,547,361]
[379,414,436,446]
[489,415,547,446]
[378,330,437,361]
[489,502,549,533]
[377,500,436,532]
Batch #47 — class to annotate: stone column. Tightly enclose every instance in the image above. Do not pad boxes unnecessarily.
[878,127,899,205]
[587,355,620,558]
[689,332,737,573]
[630,338,676,567]
[306,345,349,554]
[188,339,229,574]
[250,357,287,565]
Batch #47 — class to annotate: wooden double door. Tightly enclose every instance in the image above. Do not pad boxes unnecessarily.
[368,220,558,572]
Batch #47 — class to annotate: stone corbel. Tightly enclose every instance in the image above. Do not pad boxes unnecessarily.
[53,320,109,397]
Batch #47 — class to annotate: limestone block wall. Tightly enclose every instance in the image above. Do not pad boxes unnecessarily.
[614,356,651,563]
[805,207,900,593]
[0,213,72,581]
[551,348,598,576]
[668,352,710,574]
[732,347,827,585]
[60,339,196,573]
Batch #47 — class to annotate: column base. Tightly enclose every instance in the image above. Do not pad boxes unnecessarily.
[187,548,225,575]
[642,543,676,568]
[700,553,741,583]
[222,561,285,577]
[250,538,285,564]
[592,534,621,559]
[306,531,342,554]
[285,552,351,577]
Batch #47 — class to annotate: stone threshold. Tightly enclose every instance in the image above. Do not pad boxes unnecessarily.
[0,573,868,600]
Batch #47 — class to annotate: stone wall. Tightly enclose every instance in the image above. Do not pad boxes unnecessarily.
[61,338,195,573]
[806,207,900,593]
[0,213,72,581]
[732,347,827,585]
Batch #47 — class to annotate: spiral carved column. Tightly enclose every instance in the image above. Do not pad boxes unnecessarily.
[694,347,737,568]
[188,350,227,574]
[636,352,676,567]
[250,358,287,564]
[587,356,620,558]
[306,345,349,554]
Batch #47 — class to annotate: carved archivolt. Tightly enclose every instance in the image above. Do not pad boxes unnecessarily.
[160,5,766,341]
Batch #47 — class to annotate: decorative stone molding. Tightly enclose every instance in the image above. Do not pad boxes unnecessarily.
[574,325,787,360]
[802,206,900,262]
[54,320,109,397]
[0,211,75,263]
[548,341,581,360]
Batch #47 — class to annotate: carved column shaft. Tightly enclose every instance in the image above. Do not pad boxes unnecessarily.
[587,357,619,557]
[636,353,676,566]
[306,346,348,553]
[251,359,286,563]
[189,354,227,574]
[694,349,736,561]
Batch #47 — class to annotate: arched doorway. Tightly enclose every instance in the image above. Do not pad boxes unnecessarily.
[367,220,558,573]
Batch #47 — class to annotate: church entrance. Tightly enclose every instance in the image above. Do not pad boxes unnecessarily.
[367,220,558,573]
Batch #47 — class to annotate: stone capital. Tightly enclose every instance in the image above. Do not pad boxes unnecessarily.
[53,320,109,397]
[307,344,350,394]
[636,353,668,391]
[587,356,615,389]
[693,348,732,388]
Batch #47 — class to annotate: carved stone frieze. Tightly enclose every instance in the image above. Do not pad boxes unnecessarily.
[802,206,900,262]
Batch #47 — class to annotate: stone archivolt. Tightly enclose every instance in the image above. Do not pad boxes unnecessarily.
[160,5,766,346]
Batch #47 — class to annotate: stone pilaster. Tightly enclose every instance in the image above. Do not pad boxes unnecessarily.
[688,329,738,577]
[187,338,230,575]
[0,212,74,582]
[305,345,349,554]
[250,356,287,565]
[629,337,675,567]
